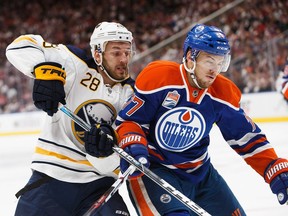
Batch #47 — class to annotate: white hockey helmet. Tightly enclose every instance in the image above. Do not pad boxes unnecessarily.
[90,21,133,55]
[90,22,134,82]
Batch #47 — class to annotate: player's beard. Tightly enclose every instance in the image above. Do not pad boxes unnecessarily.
[102,59,129,81]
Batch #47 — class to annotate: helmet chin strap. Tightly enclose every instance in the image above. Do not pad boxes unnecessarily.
[182,58,203,89]
[99,64,129,83]
[95,54,129,83]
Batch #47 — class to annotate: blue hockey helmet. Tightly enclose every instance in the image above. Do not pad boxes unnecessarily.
[183,24,231,72]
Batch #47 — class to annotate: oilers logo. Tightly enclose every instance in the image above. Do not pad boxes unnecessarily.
[72,100,117,144]
[155,107,205,152]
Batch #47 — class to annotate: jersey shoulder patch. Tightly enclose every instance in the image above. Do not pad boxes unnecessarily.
[135,60,183,92]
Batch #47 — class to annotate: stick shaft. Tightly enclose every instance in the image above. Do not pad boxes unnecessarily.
[60,105,91,131]
[113,147,211,216]
[59,104,211,216]
[83,165,136,216]
[59,104,135,215]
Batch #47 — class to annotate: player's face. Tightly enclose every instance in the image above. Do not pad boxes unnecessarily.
[194,52,225,88]
[102,41,132,81]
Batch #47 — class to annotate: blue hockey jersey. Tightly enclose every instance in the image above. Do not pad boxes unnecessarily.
[116,60,278,183]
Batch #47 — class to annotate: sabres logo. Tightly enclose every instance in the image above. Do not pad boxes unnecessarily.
[155,107,206,152]
[72,100,116,144]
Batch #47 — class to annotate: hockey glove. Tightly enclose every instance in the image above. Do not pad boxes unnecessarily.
[264,158,288,205]
[119,134,149,179]
[33,62,66,116]
[84,123,116,157]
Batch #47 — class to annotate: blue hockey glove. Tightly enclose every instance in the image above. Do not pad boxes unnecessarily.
[33,62,66,116]
[264,158,288,205]
[119,134,149,179]
[84,123,116,157]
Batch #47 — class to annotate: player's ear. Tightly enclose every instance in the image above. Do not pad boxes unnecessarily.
[93,50,101,64]
[186,50,194,67]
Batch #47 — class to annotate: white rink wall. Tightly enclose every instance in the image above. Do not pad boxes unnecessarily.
[0,91,287,135]
[240,91,288,122]
[0,111,45,134]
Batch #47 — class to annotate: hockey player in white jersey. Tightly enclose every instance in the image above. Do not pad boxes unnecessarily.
[6,21,135,216]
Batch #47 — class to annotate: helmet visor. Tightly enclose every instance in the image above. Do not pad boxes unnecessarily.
[196,53,231,73]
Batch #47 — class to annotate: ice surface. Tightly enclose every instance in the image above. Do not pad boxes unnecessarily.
[1,122,287,216]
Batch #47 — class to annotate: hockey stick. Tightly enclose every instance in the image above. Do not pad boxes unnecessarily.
[59,105,135,215]
[59,104,211,216]
[113,147,211,216]
[83,165,136,216]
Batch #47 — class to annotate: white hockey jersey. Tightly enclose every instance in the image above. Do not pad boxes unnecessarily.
[6,35,135,183]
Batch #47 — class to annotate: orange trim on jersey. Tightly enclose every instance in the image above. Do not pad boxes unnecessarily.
[234,137,267,154]
[174,160,203,169]
[130,179,155,216]
[119,134,147,149]
[148,149,164,161]
[116,121,146,140]
[244,148,278,176]
[207,74,241,108]
[232,208,242,216]
[35,147,92,166]
[282,83,288,100]
[135,60,241,107]
[135,60,184,91]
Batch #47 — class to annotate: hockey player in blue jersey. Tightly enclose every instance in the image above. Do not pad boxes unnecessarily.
[112,24,288,215]
[6,22,135,216]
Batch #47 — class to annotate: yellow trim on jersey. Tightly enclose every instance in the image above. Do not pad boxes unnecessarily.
[13,35,37,44]
[113,168,120,175]
[35,146,92,166]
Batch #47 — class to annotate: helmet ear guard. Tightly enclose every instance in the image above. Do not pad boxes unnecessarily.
[183,24,231,72]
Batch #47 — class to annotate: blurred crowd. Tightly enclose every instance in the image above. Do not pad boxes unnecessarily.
[0,0,287,113]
